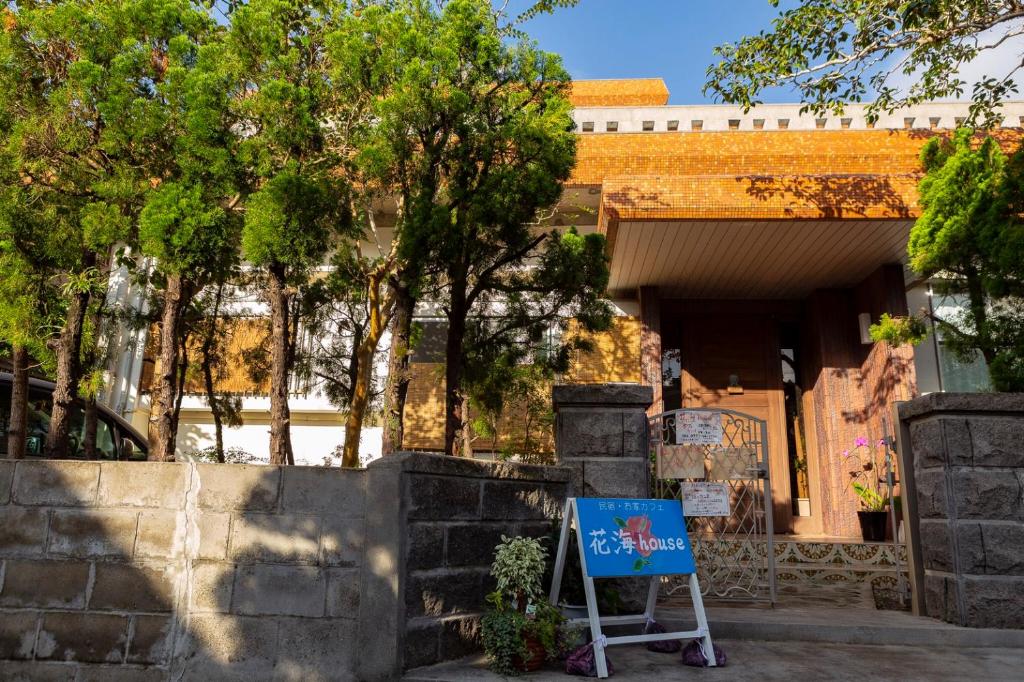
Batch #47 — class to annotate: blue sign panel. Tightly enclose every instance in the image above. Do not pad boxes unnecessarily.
[575,498,695,577]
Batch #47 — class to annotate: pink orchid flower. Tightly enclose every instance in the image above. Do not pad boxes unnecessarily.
[854,436,869,448]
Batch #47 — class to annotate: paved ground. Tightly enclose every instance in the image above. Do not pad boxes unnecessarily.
[403,640,1024,681]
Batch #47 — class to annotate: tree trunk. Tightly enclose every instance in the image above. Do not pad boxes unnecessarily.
[382,281,414,454]
[80,259,111,459]
[6,344,28,459]
[443,287,468,457]
[83,398,98,460]
[201,284,226,463]
[150,274,188,462]
[46,287,90,459]
[267,265,293,466]
[965,268,997,365]
[460,393,473,458]
[342,272,389,467]
[171,336,189,441]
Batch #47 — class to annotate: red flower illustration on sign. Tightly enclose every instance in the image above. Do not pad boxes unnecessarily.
[615,514,657,558]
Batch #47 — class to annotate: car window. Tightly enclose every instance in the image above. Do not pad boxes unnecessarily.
[26,389,52,456]
[94,417,117,459]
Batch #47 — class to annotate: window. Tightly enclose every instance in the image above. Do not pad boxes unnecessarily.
[903,117,915,129]
[581,121,594,132]
[815,118,827,129]
[691,120,703,131]
[605,121,618,132]
[753,119,765,130]
[840,118,852,129]
[777,118,789,130]
[666,120,679,131]
[411,319,448,363]
[642,120,655,131]
[728,119,740,130]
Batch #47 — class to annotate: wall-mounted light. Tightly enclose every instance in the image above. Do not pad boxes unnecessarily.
[858,313,873,344]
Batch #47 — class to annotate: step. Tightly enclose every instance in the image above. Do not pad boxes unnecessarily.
[650,604,1024,648]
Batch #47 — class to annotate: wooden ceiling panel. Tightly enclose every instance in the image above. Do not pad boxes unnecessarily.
[609,219,912,299]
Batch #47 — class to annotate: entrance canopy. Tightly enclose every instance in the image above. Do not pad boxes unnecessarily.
[607,217,913,299]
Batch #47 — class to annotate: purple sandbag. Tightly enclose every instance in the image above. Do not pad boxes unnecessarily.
[682,639,727,667]
[566,639,614,677]
[644,619,682,653]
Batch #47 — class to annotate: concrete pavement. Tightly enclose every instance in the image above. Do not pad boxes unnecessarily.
[403,639,1024,681]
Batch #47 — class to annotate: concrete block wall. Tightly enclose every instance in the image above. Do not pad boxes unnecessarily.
[0,459,367,680]
[899,393,1024,629]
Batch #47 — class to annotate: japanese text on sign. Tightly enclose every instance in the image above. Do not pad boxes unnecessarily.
[681,482,731,517]
[675,411,723,445]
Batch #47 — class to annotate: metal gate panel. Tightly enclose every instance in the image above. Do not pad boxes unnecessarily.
[650,408,776,603]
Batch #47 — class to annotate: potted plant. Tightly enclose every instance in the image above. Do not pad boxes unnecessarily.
[482,535,567,675]
[843,437,891,542]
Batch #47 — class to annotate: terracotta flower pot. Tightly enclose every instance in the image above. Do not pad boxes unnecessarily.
[515,633,547,672]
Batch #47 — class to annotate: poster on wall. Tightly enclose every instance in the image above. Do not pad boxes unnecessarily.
[675,411,723,445]
[680,482,731,517]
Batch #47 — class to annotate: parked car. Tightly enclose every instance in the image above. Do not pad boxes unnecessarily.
[0,372,148,460]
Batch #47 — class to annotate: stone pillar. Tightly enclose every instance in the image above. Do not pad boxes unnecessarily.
[639,286,663,417]
[553,384,653,611]
[898,393,1024,629]
[553,383,652,498]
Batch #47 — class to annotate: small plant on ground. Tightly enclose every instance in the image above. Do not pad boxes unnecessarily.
[482,535,565,676]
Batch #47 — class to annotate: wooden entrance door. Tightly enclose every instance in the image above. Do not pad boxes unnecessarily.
[680,313,793,532]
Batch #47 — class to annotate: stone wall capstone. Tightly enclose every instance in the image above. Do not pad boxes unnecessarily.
[899,393,1024,629]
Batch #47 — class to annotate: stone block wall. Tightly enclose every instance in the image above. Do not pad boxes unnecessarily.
[357,452,573,677]
[0,459,367,680]
[899,393,1024,628]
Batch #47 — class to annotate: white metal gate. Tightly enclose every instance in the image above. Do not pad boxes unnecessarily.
[650,408,776,603]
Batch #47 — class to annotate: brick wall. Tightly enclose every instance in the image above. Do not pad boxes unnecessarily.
[0,460,367,680]
[899,393,1024,629]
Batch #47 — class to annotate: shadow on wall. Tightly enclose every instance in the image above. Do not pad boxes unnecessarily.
[0,459,370,681]
[741,173,913,219]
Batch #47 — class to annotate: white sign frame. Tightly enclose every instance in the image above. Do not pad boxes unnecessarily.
[548,498,716,678]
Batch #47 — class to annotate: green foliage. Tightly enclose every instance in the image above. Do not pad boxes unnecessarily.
[903,130,1024,391]
[852,481,887,512]
[140,182,230,276]
[481,606,530,677]
[869,312,929,346]
[705,1,1022,126]
[242,167,348,272]
[491,535,549,603]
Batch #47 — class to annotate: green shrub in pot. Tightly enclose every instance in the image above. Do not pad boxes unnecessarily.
[482,536,567,675]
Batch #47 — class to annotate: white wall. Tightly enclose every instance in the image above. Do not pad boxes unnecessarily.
[175,418,384,467]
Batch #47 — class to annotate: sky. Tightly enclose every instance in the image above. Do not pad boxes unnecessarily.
[509,1,1024,105]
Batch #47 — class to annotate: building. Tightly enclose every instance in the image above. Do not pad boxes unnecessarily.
[104,78,1024,538]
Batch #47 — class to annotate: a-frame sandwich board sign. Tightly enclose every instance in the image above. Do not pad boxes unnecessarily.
[549,497,716,678]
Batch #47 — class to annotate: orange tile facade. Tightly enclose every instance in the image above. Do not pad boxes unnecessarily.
[568,78,670,107]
